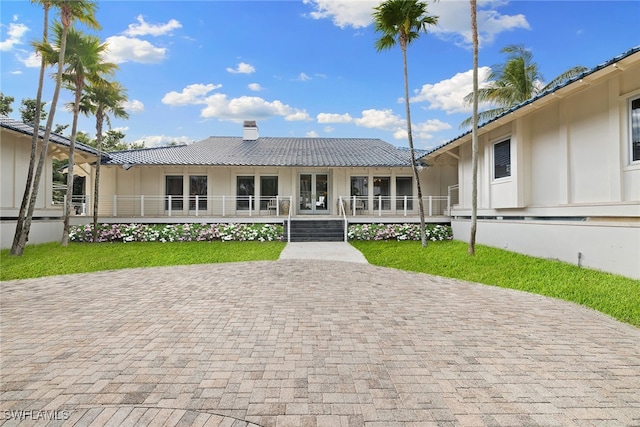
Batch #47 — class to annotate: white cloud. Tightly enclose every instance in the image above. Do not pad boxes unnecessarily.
[430,0,530,47]
[124,15,182,37]
[161,83,222,106]
[131,135,192,148]
[297,72,311,81]
[317,112,353,124]
[302,0,378,29]
[0,22,29,51]
[10,70,22,75]
[248,83,262,91]
[104,35,168,64]
[16,50,40,68]
[285,110,312,121]
[122,99,144,113]
[303,0,529,47]
[306,130,320,137]
[323,126,335,133]
[354,109,405,130]
[411,67,492,114]
[200,94,300,122]
[226,62,255,74]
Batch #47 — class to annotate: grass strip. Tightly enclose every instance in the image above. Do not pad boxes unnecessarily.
[1,241,285,281]
[351,240,640,327]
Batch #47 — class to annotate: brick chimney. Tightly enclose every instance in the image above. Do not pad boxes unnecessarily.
[243,120,258,141]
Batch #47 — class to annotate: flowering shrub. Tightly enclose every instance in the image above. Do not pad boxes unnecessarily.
[69,223,284,243]
[347,223,452,241]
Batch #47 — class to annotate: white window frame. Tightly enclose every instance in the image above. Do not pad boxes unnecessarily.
[629,95,640,164]
[492,138,512,181]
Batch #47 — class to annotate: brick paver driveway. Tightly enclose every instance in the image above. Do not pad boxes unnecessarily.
[1,260,639,426]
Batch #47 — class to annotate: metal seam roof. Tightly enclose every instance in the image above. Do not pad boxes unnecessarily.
[1,115,100,157]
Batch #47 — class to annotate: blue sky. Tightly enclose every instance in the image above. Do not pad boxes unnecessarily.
[1,0,639,149]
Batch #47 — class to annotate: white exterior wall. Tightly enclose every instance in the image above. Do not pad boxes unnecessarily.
[452,219,640,279]
[98,164,456,217]
[447,54,640,279]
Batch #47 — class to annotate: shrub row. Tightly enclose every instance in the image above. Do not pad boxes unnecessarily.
[69,223,453,243]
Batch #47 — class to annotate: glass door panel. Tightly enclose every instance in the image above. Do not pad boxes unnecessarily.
[299,174,312,213]
[315,174,328,212]
[299,173,329,214]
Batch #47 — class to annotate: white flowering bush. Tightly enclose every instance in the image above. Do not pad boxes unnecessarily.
[347,223,452,241]
[69,223,284,243]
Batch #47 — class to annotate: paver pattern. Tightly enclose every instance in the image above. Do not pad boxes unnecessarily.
[1,260,639,426]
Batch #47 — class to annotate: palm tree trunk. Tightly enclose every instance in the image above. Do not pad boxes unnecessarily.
[11,4,49,255]
[402,44,427,247]
[16,23,69,255]
[469,0,479,255]
[93,109,103,242]
[62,84,83,246]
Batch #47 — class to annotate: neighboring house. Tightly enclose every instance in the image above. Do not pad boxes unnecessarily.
[95,120,457,220]
[423,46,640,279]
[0,116,98,248]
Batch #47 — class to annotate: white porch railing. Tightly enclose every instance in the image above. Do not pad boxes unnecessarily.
[337,195,451,217]
[58,195,294,218]
[57,194,454,218]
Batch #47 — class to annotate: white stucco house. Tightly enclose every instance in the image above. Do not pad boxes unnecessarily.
[0,117,98,248]
[424,46,640,279]
[1,46,638,278]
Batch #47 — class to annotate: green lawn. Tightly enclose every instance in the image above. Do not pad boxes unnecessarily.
[0,241,285,281]
[351,240,640,327]
[3,239,638,327]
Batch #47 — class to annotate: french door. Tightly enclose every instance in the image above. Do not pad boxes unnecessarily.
[299,173,329,214]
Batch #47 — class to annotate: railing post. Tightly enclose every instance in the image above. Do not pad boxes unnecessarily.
[404,195,407,217]
[141,195,144,217]
[168,195,172,217]
[446,194,451,216]
[195,195,199,217]
[113,195,117,216]
[222,195,226,217]
[378,195,382,217]
[249,195,253,217]
[63,195,67,217]
[276,195,280,216]
[428,196,433,217]
[352,195,356,216]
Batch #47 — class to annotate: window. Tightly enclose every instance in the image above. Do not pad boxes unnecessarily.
[350,176,368,209]
[260,176,278,210]
[494,139,511,179]
[631,97,640,163]
[165,175,183,210]
[189,175,207,210]
[396,177,413,210]
[373,176,391,210]
[236,176,255,210]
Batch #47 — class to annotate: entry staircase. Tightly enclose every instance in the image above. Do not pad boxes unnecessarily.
[286,220,345,242]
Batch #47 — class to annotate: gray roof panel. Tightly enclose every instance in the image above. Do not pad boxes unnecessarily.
[1,115,100,156]
[105,137,423,167]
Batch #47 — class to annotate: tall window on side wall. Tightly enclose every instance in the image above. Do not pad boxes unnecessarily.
[260,176,278,210]
[494,139,511,180]
[189,175,207,210]
[165,175,183,210]
[631,97,640,163]
[237,176,255,210]
[396,177,413,210]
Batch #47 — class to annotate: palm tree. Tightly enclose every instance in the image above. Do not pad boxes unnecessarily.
[46,25,116,245]
[468,0,478,256]
[373,0,438,247]
[12,0,99,255]
[79,80,129,242]
[460,44,588,128]
[11,0,52,255]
